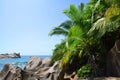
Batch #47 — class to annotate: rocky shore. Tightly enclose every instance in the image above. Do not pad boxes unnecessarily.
[0,56,120,80]
[1,39,120,80]
[0,56,62,80]
[0,53,21,58]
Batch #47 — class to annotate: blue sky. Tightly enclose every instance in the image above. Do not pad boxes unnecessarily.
[0,0,89,55]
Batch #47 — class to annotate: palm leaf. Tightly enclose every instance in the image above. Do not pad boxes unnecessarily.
[52,40,67,62]
[88,17,120,38]
[59,50,72,68]
[63,4,80,23]
[79,3,84,14]
[58,20,72,30]
[49,20,72,36]
[48,27,68,36]
[91,0,101,23]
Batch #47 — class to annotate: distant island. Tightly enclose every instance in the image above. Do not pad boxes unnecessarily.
[0,53,21,58]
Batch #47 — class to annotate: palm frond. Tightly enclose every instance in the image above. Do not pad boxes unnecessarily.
[68,26,83,48]
[58,20,72,30]
[52,40,67,62]
[48,20,72,36]
[63,4,80,23]
[88,17,120,38]
[79,3,84,14]
[48,27,68,36]
[91,0,101,23]
[89,3,120,38]
[59,50,72,68]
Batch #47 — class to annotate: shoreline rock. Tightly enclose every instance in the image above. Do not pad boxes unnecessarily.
[0,56,62,80]
[24,56,60,80]
[0,56,120,80]
[0,53,21,58]
[0,64,22,80]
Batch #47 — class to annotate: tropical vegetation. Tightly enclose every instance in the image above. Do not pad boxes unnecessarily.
[49,0,120,78]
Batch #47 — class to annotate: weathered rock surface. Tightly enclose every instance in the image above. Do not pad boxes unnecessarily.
[24,56,61,80]
[0,56,58,80]
[24,56,42,71]
[0,53,21,58]
[107,40,120,77]
[0,64,22,80]
[1,55,120,80]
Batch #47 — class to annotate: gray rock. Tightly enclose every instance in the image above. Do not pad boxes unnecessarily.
[24,56,42,71]
[0,53,21,58]
[0,64,22,80]
[22,71,41,80]
[40,61,60,80]
[24,56,61,80]
[107,39,120,77]
[2,56,120,80]
[41,58,52,67]
[0,56,66,80]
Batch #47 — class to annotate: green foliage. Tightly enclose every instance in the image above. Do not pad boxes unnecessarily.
[48,20,72,36]
[48,27,69,36]
[63,4,80,24]
[105,0,120,6]
[59,3,92,67]
[89,0,109,23]
[50,0,120,77]
[88,18,120,38]
[68,26,83,48]
[58,20,72,30]
[51,3,97,69]
[77,64,93,78]
[51,40,67,62]
[89,2,120,39]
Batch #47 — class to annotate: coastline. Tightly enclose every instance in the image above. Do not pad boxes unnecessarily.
[0,55,51,70]
[0,56,120,80]
[0,56,56,80]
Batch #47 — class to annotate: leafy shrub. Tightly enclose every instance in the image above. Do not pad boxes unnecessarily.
[77,64,93,78]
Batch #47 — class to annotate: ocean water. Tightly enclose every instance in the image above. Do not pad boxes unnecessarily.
[0,55,51,71]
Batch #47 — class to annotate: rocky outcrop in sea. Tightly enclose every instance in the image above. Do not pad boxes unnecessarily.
[0,53,21,58]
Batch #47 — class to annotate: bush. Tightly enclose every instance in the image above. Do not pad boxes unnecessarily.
[77,64,93,78]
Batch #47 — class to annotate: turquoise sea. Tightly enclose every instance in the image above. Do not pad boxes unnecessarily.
[0,55,51,70]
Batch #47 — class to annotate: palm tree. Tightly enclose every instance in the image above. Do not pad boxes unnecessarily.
[49,0,120,78]
[59,3,93,68]
[50,3,95,68]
